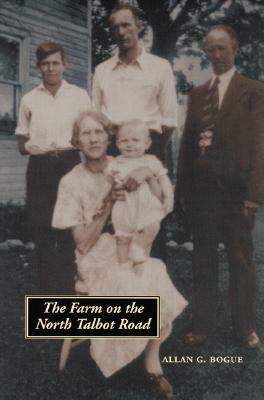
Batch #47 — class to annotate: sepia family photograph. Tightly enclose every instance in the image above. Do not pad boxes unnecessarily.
[0,1,263,399]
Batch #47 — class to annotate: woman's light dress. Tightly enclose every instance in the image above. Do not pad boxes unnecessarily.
[52,162,188,377]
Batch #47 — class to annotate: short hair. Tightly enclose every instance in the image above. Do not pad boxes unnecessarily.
[71,110,112,147]
[205,25,239,49]
[36,42,65,65]
[109,2,140,25]
[116,119,150,140]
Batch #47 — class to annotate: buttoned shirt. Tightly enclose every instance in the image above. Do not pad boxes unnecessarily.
[92,49,178,133]
[15,80,91,150]
[211,66,236,108]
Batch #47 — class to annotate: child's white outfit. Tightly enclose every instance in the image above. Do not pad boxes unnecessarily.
[106,154,166,237]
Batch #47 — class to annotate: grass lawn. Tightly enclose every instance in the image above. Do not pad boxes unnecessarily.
[1,209,264,400]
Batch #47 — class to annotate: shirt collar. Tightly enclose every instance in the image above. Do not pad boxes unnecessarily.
[212,66,236,85]
[37,79,70,92]
[111,47,147,71]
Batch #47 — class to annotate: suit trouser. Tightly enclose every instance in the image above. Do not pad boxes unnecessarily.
[149,131,172,262]
[26,151,80,294]
[190,173,256,339]
[32,227,76,294]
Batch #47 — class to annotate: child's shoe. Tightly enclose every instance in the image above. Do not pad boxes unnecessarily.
[128,243,148,264]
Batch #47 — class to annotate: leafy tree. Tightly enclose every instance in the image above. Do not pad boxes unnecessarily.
[92,0,115,69]
[92,0,264,93]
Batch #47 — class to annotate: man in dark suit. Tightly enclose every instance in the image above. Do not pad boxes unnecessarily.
[175,25,264,348]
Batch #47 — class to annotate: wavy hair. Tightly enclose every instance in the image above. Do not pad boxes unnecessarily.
[71,110,113,148]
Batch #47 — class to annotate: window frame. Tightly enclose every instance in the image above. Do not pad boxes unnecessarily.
[0,32,28,138]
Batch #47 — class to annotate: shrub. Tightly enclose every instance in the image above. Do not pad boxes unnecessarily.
[0,203,31,243]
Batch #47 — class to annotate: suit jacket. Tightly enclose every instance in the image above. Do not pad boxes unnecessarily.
[176,72,264,206]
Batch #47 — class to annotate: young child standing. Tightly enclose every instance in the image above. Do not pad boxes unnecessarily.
[95,119,174,267]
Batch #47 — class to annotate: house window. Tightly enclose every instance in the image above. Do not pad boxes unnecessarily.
[0,35,22,135]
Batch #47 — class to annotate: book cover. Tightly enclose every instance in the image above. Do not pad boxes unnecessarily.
[0,1,263,400]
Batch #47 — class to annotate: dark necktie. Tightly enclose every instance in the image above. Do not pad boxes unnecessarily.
[199,76,220,155]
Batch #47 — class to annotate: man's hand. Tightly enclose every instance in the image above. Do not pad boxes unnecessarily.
[16,135,30,155]
[243,200,259,230]
[25,142,51,155]
[122,167,154,192]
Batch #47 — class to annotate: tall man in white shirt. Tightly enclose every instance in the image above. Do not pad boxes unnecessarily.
[93,3,178,165]
[175,25,264,348]
[16,42,91,294]
[93,3,178,261]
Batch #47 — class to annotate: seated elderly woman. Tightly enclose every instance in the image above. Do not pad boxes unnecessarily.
[52,110,187,399]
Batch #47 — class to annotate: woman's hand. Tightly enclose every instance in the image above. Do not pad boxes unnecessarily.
[73,196,113,255]
[123,167,154,192]
[112,167,156,201]
[93,196,113,219]
[112,182,126,201]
